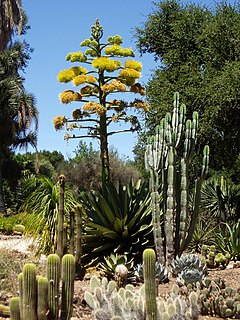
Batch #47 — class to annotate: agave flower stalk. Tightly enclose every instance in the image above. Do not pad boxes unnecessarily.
[54,19,149,185]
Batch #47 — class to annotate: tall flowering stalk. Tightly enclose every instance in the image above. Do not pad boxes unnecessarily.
[53,20,148,184]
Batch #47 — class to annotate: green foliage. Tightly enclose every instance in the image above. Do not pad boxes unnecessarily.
[214,220,240,260]
[0,212,28,235]
[20,176,78,255]
[81,179,153,266]
[134,1,240,173]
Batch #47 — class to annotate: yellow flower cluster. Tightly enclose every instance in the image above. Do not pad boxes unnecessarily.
[108,35,123,45]
[53,116,67,130]
[118,68,141,86]
[131,99,149,112]
[92,57,121,72]
[130,83,145,95]
[125,60,142,72]
[59,90,82,104]
[72,109,82,120]
[57,66,87,83]
[104,45,134,57]
[73,75,97,86]
[83,102,107,116]
[66,51,87,63]
[102,80,126,93]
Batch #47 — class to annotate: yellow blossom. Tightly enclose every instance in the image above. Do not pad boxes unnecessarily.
[58,66,87,83]
[73,75,87,86]
[59,90,82,104]
[86,75,97,83]
[92,57,121,72]
[83,102,107,116]
[118,68,141,86]
[53,116,67,130]
[130,83,145,95]
[102,80,126,93]
[125,60,142,72]
[72,109,82,119]
[66,51,87,62]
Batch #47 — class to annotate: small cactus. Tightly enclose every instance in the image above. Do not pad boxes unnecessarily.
[61,254,75,320]
[22,263,37,320]
[9,297,20,320]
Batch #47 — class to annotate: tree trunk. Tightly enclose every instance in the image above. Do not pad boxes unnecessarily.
[99,114,110,185]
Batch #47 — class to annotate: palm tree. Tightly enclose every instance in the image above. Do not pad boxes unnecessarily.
[0,0,23,50]
[0,44,38,213]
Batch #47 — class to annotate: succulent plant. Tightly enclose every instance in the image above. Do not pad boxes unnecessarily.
[98,254,134,280]
[172,254,206,276]
[134,262,169,284]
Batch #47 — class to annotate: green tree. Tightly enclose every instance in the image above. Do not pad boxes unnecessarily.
[54,19,148,185]
[134,1,240,173]
[0,44,38,213]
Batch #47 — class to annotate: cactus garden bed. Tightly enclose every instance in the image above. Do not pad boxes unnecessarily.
[0,237,240,319]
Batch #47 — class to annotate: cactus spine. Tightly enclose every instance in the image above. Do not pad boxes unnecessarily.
[22,263,37,320]
[9,297,20,320]
[143,249,157,320]
[145,92,209,267]
[47,253,60,320]
[60,254,75,320]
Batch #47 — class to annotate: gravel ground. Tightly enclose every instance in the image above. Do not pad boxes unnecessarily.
[0,235,34,254]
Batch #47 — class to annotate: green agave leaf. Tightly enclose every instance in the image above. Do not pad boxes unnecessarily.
[97,196,116,225]
[114,217,124,234]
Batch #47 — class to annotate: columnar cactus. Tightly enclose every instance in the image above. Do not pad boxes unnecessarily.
[60,254,75,320]
[57,174,65,260]
[47,253,60,320]
[145,92,209,267]
[9,297,20,320]
[22,263,37,320]
[37,276,48,320]
[143,248,157,320]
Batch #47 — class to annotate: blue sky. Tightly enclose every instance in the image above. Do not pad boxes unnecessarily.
[21,0,158,160]
[21,0,236,160]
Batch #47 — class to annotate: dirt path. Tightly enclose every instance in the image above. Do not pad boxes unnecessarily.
[0,235,34,254]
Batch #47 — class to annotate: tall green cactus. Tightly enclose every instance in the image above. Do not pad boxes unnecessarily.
[47,253,60,320]
[22,263,37,320]
[143,249,157,320]
[60,254,75,320]
[145,92,209,267]
[9,297,20,320]
[57,174,65,260]
[37,276,48,320]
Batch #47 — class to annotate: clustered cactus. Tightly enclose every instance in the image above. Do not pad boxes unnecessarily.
[85,249,200,320]
[145,92,209,267]
[8,253,75,320]
[201,245,231,269]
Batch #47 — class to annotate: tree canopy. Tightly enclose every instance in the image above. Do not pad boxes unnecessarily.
[134,0,240,174]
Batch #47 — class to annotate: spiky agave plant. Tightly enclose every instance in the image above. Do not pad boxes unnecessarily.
[81,179,153,267]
